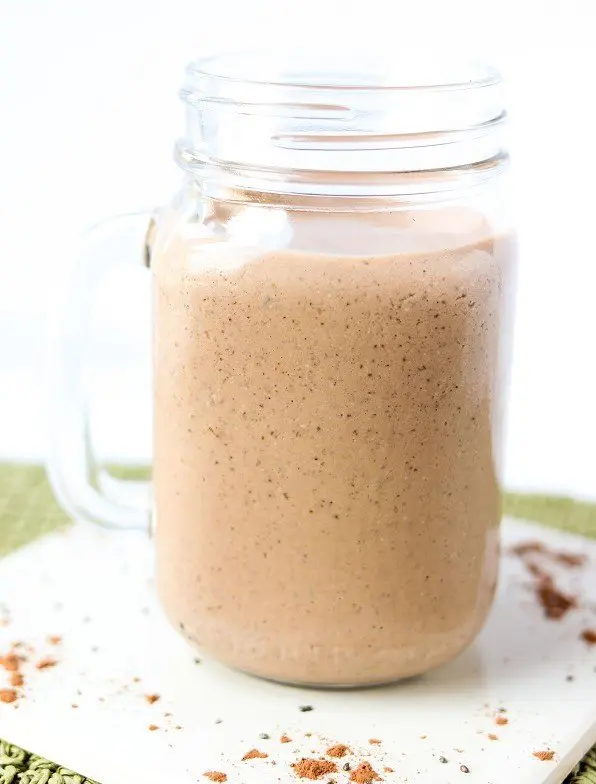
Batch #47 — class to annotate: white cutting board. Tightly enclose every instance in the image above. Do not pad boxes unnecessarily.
[1,518,595,784]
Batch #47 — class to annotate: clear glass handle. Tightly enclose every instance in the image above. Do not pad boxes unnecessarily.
[46,212,155,532]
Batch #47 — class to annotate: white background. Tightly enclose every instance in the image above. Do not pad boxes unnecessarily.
[0,0,595,497]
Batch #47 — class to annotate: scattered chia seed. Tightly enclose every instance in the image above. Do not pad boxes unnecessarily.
[566,675,574,682]
[259,733,270,740]
[299,705,314,712]
[439,756,448,764]
[342,763,351,771]
[194,657,202,664]
[460,765,470,773]
[215,718,223,724]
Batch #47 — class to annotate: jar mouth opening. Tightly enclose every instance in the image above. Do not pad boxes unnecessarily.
[185,50,502,94]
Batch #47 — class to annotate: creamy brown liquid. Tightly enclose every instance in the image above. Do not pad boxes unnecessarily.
[153,205,514,685]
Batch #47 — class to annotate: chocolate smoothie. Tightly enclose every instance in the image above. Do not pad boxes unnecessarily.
[153,204,514,685]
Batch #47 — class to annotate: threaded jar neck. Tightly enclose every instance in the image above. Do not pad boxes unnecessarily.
[177,50,507,199]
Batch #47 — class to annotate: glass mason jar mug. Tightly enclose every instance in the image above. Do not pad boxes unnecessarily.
[48,52,516,687]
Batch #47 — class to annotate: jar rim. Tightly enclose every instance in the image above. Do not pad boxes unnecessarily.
[185,49,502,94]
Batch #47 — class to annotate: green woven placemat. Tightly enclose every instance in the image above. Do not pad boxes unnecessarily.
[0,740,99,784]
[1,462,596,783]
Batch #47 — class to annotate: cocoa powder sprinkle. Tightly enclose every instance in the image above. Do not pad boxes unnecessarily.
[537,578,576,620]
[9,672,24,688]
[511,542,586,567]
[148,724,159,731]
[368,738,382,745]
[510,541,582,619]
[145,694,160,704]
[527,561,551,581]
[0,653,20,672]
[327,744,350,758]
[349,761,382,783]
[280,734,292,743]
[581,629,596,645]
[510,541,546,557]
[292,759,337,780]
[556,552,587,567]
[47,635,62,645]
[0,689,17,704]
[488,733,498,741]
[36,657,57,670]
[533,750,555,761]
[495,716,509,726]
[242,749,268,761]
[203,772,227,782]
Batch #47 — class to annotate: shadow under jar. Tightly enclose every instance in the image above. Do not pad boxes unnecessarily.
[151,51,517,687]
